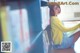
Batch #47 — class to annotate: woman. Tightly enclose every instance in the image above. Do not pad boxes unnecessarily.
[48,2,80,49]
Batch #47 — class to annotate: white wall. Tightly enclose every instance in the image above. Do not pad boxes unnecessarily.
[41,6,50,30]
[58,5,80,21]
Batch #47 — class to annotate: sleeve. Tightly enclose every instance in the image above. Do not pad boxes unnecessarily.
[51,18,79,32]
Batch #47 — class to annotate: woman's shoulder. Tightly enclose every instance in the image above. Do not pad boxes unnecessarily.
[51,16,59,21]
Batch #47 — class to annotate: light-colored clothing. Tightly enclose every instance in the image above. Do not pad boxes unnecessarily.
[51,16,79,45]
[53,33,74,49]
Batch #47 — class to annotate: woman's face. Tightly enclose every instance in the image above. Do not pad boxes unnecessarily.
[53,5,61,16]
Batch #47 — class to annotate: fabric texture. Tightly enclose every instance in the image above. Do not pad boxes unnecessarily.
[51,16,79,45]
[53,33,74,49]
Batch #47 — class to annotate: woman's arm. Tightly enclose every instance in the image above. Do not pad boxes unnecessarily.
[79,23,80,28]
[51,18,80,32]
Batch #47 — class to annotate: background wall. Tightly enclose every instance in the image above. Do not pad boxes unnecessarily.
[0,0,44,53]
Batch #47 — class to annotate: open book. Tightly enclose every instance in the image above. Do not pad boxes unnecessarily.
[66,28,80,37]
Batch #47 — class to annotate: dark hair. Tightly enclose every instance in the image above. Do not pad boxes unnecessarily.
[48,2,60,16]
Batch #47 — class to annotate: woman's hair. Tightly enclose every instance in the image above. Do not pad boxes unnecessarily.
[47,2,60,16]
